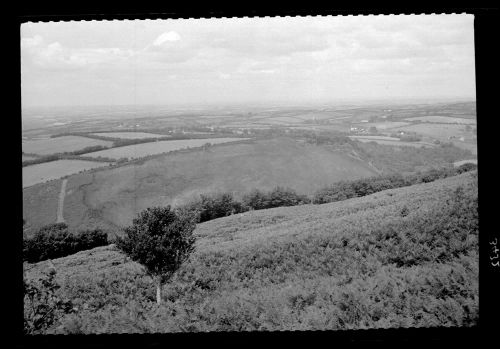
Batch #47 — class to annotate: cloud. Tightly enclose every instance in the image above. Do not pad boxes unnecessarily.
[21,35,134,70]
[20,15,476,107]
[204,23,330,58]
[153,31,181,46]
[140,30,199,64]
[21,34,44,49]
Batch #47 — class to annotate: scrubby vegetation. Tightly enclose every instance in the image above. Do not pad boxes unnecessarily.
[24,172,478,333]
[242,186,311,210]
[180,187,311,224]
[176,164,476,223]
[23,223,108,263]
[312,163,475,204]
[24,269,75,334]
[180,193,244,223]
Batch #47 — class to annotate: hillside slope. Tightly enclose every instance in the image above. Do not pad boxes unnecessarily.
[24,137,379,233]
[25,172,478,333]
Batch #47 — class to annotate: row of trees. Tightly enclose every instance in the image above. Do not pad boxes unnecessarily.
[177,186,311,224]
[21,145,114,167]
[23,223,108,263]
[175,163,477,222]
[312,163,476,204]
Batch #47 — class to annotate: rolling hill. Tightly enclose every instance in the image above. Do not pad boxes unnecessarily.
[23,137,380,234]
[24,171,478,333]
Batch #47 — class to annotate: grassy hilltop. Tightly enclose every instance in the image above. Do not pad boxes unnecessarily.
[25,171,478,333]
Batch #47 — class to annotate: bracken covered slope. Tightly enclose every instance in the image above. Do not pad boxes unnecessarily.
[25,171,478,333]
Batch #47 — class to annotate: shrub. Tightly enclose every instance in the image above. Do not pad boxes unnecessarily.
[456,162,477,174]
[266,186,311,208]
[241,189,268,211]
[242,187,310,211]
[116,206,197,304]
[180,192,244,223]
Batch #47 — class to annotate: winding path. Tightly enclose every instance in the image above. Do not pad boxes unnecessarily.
[56,179,68,223]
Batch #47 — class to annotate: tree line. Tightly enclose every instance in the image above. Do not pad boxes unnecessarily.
[175,163,477,223]
[23,222,108,263]
[22,146,114,167]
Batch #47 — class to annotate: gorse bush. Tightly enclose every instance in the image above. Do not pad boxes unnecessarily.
[23,223,108,263]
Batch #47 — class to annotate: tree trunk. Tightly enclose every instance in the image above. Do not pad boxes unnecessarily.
[156,278,162,305]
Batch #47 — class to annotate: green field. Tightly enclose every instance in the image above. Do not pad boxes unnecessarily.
[351,138,435,148]
[23,179,61,236]
[392,123,470,140]
[85,138,248,160]
[404,116,476,124]
[23,160,112,188]
[22,136,113,156]
[24,171,478,333]
[91,132,167,139]
[362,121,411,130]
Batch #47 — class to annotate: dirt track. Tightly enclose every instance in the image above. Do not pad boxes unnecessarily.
[56,179,67,223]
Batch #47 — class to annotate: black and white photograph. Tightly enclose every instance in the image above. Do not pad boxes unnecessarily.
[20,12,481,336]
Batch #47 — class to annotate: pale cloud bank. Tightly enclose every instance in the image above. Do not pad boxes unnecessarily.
[21,14,476,107]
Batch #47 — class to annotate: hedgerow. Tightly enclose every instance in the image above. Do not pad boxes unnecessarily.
[23,223,109,263]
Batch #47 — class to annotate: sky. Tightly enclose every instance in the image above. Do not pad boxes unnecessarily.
[21,14,476,108]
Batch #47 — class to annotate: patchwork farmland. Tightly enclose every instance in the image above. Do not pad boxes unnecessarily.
[23,159,112,188]
[348,136,435,148]
[404,115,476,124]
[391,123,471,139]
[22,136,113,155]
[90,132,167,139]
[84,138,249,160]
[22,100,478,333]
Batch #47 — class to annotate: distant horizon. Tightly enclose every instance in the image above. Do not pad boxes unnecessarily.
[21,95,476,113]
